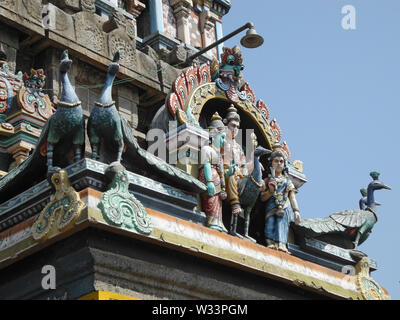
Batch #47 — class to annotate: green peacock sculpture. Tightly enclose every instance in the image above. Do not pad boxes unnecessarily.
[293,172,390,250]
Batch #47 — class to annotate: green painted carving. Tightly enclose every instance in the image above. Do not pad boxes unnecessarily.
[293,172,391,250]
[98,167,152,235]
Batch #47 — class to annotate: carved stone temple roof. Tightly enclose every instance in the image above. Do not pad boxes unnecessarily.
[0,0,389,301]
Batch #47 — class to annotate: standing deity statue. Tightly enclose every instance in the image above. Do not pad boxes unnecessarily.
[222,105,250,218]
[260,148,301,253]
[198,112,228,232]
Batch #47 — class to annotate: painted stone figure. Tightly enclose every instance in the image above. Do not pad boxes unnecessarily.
[293,172,390,250]
[198,112,227,232]
[260,148,301,253]
[46,50,85,170]
[88,51,124,163]
[211,46,247,103]
[231,136,271,241]
[222,105,249,217]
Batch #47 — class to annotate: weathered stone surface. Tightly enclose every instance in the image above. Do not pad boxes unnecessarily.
[135,50,160,84]
[103,8,126,33]
[0,45,16,73]
[79,0,95,13]
[53,4,76,42]
[0,0,17,13]
[125,20,136,40]
[0,24,19,72]
[17,0,43,23]
[117,85,139,128]
[0,0,179,103]
[107,30,137,68]
[0,1,45,36]
[74,59,104,116]
[166,42,187,66]
[159,60,181,91]
[0,228,325,299]
[74,11,108,56]
[141,45,160,63]
[58,0,81,12]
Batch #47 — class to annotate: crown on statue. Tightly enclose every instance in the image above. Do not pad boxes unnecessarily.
[370,171,380,181]
[23,68,46,90]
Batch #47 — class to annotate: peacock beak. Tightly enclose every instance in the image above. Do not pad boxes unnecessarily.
[383,184,391,190]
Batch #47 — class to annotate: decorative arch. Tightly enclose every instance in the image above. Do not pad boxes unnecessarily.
[166,62,289,158]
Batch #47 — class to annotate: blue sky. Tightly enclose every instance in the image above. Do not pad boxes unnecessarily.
[222,0,400,299]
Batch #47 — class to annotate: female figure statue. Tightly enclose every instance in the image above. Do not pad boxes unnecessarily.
[198,113,228,232]
[260,148,301,253]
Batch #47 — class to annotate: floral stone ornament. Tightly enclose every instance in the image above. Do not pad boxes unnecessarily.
[98,162,152,235]
[356,257,390,300]
[32,169,84,241]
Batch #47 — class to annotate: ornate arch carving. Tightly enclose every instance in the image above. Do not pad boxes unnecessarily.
[167,62,282,152]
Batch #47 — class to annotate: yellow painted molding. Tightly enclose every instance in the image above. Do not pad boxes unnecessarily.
[78,291,140,300]
[0,188,390,300]
[0,170,8,178]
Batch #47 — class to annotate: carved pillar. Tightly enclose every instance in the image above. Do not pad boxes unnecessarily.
[8,143,32,171]
[124,0,146,18]
[121,0,146,38]
[199,8,219,53]
[170,0,192,44]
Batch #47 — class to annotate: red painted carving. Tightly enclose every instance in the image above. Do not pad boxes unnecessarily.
[185,65,199,92]
[220,46,242,65]
[197,62,211,85]
[256,99,269,120]
[0,80,7,114]
[281,141,290,160]
[270,118,281,142]
[241,82,255,105]
[172,73,188,109]
[1,122,13,130]
[168,92,181,118]
[17,87,52,119]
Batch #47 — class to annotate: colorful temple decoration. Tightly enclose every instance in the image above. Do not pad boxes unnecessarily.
[165,45,292,159]
[0,0,391,301]
[162,0,178,38]
[0,47,54,177]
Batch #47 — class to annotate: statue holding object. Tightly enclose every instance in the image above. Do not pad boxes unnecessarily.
[222,105,250,219]
[260,148,301,253]
[198,112,228,232]
[231,138,271,242]
[221,105,271,240]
